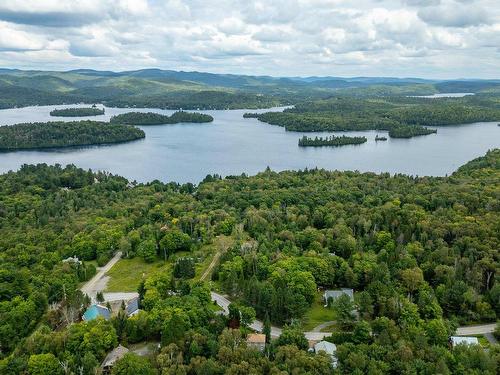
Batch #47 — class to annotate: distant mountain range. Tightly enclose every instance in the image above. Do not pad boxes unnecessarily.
[0,68,498,110]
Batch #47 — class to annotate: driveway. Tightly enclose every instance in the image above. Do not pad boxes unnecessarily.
[80,251,122,300]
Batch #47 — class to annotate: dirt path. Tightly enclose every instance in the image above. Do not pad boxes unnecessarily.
[312,321,336,332]
[200,236,232,282]
[80,251,122,299]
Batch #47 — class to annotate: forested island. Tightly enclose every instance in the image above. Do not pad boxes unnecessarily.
[110,111,213,125]
[249,95,500,138]
[0,121,144,151]
[298,135,367,147]
[389,125,437,138]
[0,150,498,374]
[49,107,105,117]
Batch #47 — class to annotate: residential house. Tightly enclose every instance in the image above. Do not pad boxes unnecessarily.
[83,304,111,321]
[62,256,82,265]
[449,336,479,347]
[323,288,354,306]
[101,345,129,373]
[314,340,338,368]
[126,297,140,317]
[246,333,266,352]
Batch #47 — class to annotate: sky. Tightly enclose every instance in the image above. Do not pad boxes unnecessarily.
[0,0,498,79]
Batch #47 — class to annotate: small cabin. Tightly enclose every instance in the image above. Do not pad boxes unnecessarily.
[246,333,266,352]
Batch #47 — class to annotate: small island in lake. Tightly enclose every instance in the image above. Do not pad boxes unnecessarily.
[0,121,145,151]
[50,107,105,117]
[388,125,437,138]
[110,111,214,125]
[375,135,388,141]
[243,112,260,118]
[298,135,367,147]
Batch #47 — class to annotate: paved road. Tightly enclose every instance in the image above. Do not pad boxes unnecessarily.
[212,291,497,342]
[211,292,330,340]
[455,323,496,335]
[103,292,138,302]
[80,251,122,300]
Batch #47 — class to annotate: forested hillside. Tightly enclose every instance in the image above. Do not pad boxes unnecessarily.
[250,95,500,138]
[0,69,499,111]
[0,150,498,374]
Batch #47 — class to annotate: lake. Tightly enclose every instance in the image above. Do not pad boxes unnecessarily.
[0,104,498,183]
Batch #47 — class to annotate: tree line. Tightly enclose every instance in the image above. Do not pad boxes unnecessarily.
[298,135,367,147]
[247,95,500,138]
[50,107,105,117]
[0,150,498,373]
[110,111,213,125]
[0,121,145,151]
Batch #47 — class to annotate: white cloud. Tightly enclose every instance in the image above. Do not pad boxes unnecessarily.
[0,0,497,78]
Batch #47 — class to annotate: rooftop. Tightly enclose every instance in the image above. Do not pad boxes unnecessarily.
[324,288,354,301]
[247,333,266,344]
[83,304,111,321]
[126,297,140,316]
[102,345,129,368]
[450,336,479,346]
[314,340,337,355]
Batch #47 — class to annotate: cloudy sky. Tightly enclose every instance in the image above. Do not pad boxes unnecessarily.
[0,0,498,78]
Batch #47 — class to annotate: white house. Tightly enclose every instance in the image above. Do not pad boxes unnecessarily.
[314,340,338,368]
[449,336,479,347]
[323,288,354,306]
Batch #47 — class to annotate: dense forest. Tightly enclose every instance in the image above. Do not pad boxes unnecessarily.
[298,135,367,147]
[50,108,105,117]
[110,111,213,125]
[249,95,500,138]
[0,149,498,374]
[0,121,145,151]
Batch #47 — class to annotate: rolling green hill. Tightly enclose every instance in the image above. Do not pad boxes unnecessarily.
[0,69,499,110]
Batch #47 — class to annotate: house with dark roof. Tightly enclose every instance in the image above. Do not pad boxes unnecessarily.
[126,297,140,317]
[83,304,111,321]
[323,288,354,306]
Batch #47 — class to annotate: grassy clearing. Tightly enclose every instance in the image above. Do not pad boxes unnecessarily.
[105,258,169,292]
[470,335,491,348]
[105,235,235,292]
[300,292,337,331]
[195,235,235,281]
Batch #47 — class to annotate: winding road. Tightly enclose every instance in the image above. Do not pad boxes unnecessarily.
[83,253,497,343]
[211,291,331,340]
[211,291,497,341]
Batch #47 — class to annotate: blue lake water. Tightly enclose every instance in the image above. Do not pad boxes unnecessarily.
[0,104,498,183]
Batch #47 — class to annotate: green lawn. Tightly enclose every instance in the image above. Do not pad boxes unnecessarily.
[471,335,491,348]
[105,258,169,292]
[105,235,235,292]
[300,292,337,331]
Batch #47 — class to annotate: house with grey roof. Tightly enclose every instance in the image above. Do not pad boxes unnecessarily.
[323,288,354,306]
[126,297,140,317]
[314,341,338,368]
[101,345,129,373]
